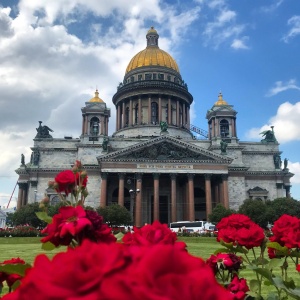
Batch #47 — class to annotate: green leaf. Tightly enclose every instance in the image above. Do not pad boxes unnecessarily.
[266,242,289,255]
[284,278,296,289]
[249,279,260,292]
[0,263,31,277]
[213,248,229,255]
[266,292,280,300]
[253,267,274,282]
[36,212,53,224]
[268,258,284,269]
[114,231,124,241]
[290,250,300,258]
[11,279,21,291]
[41,241,56,251]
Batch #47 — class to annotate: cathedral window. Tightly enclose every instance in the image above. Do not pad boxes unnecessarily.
[125,107,129,127]
[135,104,139,124]
[167,75,171,81]
[158,73,164,80]
[166,104,168,123]
[153,73,157,80]
[151,102,158,124]
[145,74,152,80]
[220,119,229,137]
[90,117,100,136]
[130,76,134,83]
[138,75,142,81]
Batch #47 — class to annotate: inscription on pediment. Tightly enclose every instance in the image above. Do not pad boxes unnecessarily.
[119,142,214,161]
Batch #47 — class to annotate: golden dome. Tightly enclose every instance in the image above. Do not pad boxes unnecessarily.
[125,27,180,74]
[89,90,105,103]
[214,92,228,106]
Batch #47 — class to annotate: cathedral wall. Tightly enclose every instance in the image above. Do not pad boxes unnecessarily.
[84,175,101,208]
[78,148,103,165]
[228,176,246,210]
[242,154,274,171]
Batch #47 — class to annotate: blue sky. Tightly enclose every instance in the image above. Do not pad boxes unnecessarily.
[0,0,299,208]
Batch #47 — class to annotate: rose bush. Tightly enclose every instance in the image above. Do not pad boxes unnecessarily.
[1,162,300,299]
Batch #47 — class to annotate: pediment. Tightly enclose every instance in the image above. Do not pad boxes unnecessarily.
[98,135,232,164]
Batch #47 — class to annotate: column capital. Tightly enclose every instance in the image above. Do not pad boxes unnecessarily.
[170,174,177,180]
[153,173,160,179]
[101,172,108,179]
[221,174,228,180]
[136,173,143,181]
[204,174,212,180]
[18,182,28,189]
[118,173,125,179]
[187,173,195,180]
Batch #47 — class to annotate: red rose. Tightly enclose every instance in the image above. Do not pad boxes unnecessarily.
[2,241,129,300]
[297,264,300,272]
[236,224,265,249]
[227,275,249,300]
[84,209,116,244]
[217,214,265,249]
[0,258,26,289]
[100,244,233,300]
[54,170,77,195]
[122,221,186,250]
[206,253,242,274]
[54,169,88,196]
[269,214,300,248]
[41,206,92,246]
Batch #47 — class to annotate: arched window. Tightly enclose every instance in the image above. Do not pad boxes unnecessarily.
[151,102,158,124]
[125,107,129,127]
[90,117,100,135]
[220,119,229,137]
[135,104,139,124]
[166,104,168,123]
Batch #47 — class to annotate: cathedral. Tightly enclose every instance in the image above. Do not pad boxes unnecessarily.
[16,27,293,227]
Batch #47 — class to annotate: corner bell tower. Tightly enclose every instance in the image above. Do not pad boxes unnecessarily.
[206,93,238,145]
[81,90,110,142]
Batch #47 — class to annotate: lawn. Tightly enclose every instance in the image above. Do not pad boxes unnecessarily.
[0,237,299,299]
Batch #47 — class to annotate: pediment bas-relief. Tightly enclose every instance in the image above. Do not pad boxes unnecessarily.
[117,141,214,161]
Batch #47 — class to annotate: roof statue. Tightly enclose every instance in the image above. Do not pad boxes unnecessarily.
[260,126,277,143]
[35,121,53,139]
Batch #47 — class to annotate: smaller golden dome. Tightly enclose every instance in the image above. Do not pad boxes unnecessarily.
[214,92,228,106]
[147,26,158,35]
[89,89,104,103]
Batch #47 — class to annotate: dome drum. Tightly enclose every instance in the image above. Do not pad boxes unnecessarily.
[113,81,192,105]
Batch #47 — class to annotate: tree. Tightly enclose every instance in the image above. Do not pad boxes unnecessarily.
[238,199,268,228]
[265,197,300,223]
[10,203,46,228]
[97,204,132,226]
[208,204,235,224]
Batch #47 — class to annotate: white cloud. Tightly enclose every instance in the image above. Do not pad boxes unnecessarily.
[231,36,249,49]
[266,79,300,97]
[201,2,247,49]
[289,161,300,184]
[282,15,300,43]
[246,102,300,143]
[260,0,284,13]
[0,1,201,198]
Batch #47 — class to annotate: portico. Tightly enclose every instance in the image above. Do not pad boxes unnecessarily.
[97,135,231,227]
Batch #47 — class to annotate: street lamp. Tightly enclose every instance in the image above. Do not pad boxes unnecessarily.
[127,177,140,224]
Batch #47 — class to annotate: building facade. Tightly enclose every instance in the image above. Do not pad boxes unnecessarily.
[16,28,293,227]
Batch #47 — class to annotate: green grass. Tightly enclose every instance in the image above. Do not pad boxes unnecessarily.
[0,237,299,299]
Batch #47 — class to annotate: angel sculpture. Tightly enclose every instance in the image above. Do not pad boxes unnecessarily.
[35,121,54,138]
